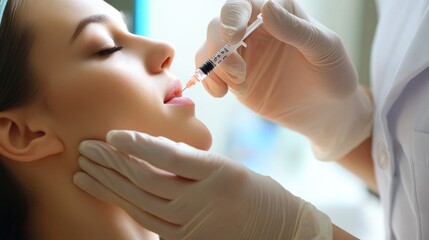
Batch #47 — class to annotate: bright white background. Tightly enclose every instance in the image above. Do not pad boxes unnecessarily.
[122,0,383,239]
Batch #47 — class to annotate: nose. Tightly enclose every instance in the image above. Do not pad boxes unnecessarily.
[134,36,175,74]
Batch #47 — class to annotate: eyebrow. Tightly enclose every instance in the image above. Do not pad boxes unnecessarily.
[70,14,110,44]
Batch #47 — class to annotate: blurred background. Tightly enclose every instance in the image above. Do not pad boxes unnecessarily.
[106,0,383,239]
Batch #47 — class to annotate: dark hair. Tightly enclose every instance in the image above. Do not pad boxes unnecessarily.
[0,0,36,239]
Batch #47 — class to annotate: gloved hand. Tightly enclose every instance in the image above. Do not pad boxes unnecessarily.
[74,130,332,240]
[197,0,373,160]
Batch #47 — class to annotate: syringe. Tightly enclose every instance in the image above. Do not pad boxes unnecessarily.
[181,13,263,93]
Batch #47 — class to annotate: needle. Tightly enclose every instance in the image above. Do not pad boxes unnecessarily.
[180,86,188,95]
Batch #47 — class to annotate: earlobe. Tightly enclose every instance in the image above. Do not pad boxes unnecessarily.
[0,114,64,162]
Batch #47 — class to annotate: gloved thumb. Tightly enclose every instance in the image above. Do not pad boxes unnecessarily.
[220,0,263,44]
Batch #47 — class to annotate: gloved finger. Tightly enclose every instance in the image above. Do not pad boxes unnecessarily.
[220,0,264,44]
[77,156,192,225]
[77,157,169,219]
[196,42,248,97]
[201,74,228,98]
[205,17,247,85]
[78,140,191,200]
[195,42,228,97]
[211,66,249,96]
[73,172,180,239]
[199,17,249,96]
[106,130,223,180]
[261,0,342,65]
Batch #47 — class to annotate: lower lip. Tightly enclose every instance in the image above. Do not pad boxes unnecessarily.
[164,97,194,105]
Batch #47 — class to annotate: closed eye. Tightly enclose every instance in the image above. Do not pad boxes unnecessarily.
[96,46,123,56]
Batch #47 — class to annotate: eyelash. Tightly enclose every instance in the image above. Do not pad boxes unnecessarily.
[96,46,123,56]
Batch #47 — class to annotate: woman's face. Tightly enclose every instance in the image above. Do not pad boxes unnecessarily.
[25,0,212,153]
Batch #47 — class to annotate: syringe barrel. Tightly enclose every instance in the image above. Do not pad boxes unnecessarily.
[183,14,263,93]
[198,43,242,75]
[196,13,263,77]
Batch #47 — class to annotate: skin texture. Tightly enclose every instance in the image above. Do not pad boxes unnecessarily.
[0,0,211,239]
[337,86,377,192]
[337,136,377,192]
[333,86,375,239]
[331,137,374,240]
[333,224,359,240]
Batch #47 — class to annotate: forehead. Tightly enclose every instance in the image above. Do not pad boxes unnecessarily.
[23,0,121,47]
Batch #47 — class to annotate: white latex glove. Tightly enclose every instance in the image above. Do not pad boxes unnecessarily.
[74,130,332,240]
[196,0,373,160]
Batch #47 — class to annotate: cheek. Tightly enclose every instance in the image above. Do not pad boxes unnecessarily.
[45,68,159,140]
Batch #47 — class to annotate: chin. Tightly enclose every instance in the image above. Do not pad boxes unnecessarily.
[187,124,212,151]
[166,119,212,151]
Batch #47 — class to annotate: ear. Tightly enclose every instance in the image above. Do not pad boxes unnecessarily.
[0,112,64,162]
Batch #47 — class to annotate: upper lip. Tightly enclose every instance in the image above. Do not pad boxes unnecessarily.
[164,80,183,103]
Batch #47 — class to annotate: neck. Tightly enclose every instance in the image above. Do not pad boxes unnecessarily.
[16,154,157,240]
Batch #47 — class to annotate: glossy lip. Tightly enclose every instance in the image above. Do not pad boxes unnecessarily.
[165,96,194,105]
[164,80,183,104]
[164,80,194,105]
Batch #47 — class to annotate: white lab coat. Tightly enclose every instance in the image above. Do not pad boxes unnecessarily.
[372,0,429,239]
